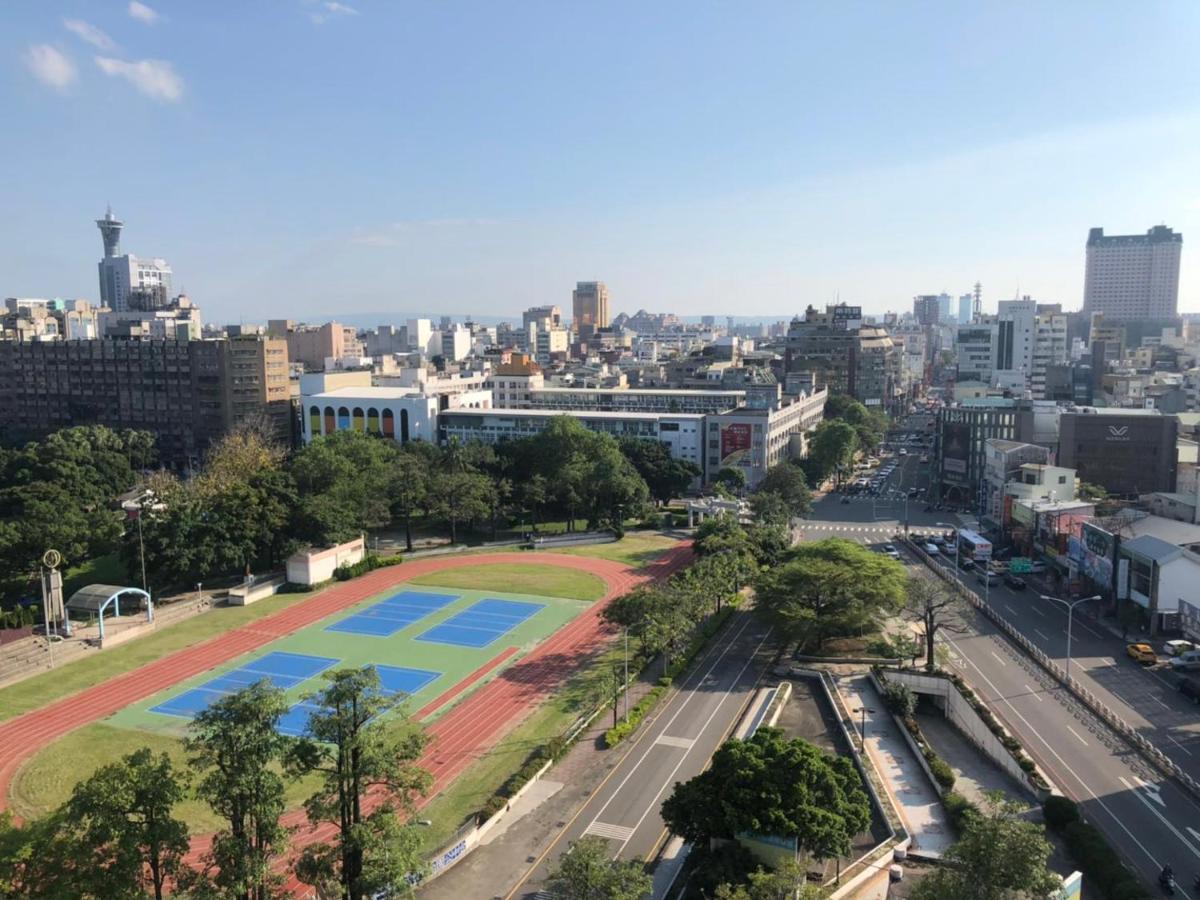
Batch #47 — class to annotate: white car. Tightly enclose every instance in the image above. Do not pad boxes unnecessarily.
[923,543,939,555]
[883,545,901,559]
[1169,650,1200,671]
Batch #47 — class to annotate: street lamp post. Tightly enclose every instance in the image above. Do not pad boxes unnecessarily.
[854,706,876,741]
[1039,594,1101,685]
[623,627,630,721]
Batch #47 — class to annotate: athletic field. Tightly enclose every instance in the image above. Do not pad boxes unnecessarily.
[109,583,589,739]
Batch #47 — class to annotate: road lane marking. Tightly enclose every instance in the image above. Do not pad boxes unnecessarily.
[1119,776,1200,861]
[1066,725,1088,746]
[1154,696,1171,711]
[1005,604,1018,616]
[1035,629,1051,641]
[1025,684,1044,702]
[1168,735,1193,757]
[614,628,774,857]
[584,821,635,841]
[1134,776,1166,808]
[502,614,759,900]
[655,734,695,750]
[990,650,1007,667]
[1031,606,1046,617]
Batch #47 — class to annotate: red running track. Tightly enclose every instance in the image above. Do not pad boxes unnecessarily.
[0,545,692,886]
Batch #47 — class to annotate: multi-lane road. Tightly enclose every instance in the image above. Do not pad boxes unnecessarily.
[503,609,776,899]
[805,440,1200,894]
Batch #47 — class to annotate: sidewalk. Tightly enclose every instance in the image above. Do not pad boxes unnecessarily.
[836,675,953,859]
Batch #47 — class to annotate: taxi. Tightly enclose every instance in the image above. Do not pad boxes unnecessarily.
[1126,643,1157,665]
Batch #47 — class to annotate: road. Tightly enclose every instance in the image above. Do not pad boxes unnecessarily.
[503,609,775,898]
[804,435,1200,894]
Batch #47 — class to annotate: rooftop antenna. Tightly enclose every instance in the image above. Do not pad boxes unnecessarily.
[973,281,982,321]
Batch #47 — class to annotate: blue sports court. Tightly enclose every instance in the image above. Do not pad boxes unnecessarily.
[149,651,339,720]
[277,664,441,737]
[324,590,458,638]
[415,598,545,649]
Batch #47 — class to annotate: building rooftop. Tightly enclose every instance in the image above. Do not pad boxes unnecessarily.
[1109,510,1200,548]
[308,386,422,400]
[1121,534,1184,564]
[530,386,745,397]
[440,408,704,422]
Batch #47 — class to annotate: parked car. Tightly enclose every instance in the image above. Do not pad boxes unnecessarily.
[883,544,901,559]
[1127,642,1158,665]
[976,570,999,586]
[923,543,939,555]
[1168,650,1200,672]
[1179,677,1200,704]
[931,535,946,546]
[1003,573,1026,590]
[958,557,975,571]
[1163,640,1197,657]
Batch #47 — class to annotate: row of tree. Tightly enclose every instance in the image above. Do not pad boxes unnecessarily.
[1,667,430,900]
[124,415,701,592]
[798,395,888,488]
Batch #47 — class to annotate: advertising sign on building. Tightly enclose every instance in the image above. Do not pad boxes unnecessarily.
[1116,557,1130,601]
[942,421,970,479]
[1080,522,1115,589]
[1181,598,1200,641]
[719,422,752,467]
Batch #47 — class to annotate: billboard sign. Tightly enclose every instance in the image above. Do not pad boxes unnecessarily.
[1080,522,1115,589]
[719,422,752,467]
[1010,557,1033,574]
[942,421,970,479]
[1181,598,1200,641]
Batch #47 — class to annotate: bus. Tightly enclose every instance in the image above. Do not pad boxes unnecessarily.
[957,529,992,563]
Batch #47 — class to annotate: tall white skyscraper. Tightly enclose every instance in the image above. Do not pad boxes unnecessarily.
[957,293,973,325]
[1083,225,1181,321]
[96,208,173,313]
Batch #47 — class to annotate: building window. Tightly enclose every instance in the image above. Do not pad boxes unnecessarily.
[337,406,351,430]
[382,409,395,438]
[367,408,380,434]
[324,405,336,434]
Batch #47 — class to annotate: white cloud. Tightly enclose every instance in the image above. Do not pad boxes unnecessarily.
[128,2,160,25]
[349,219,499,247]
[62,18,116,51]
[25,44,77,91]
[95,57,183,102]
[307,1,359,24]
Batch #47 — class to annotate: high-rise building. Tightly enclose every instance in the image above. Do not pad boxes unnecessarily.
[958,293,973,325]
[1083,225,1182,321]
[913,295,941,326]
[522,305,562,330]
[95,209,173,313]
[0,335,291,469]
[572,282,610,340]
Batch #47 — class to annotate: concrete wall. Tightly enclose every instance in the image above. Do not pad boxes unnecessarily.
[286,537,365,586]
[885,668,1036,796]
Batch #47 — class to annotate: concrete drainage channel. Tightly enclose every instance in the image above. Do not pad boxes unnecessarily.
[902,536,1200,802]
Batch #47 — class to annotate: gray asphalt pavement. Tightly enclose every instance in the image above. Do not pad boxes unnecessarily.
[804,434,1200,894]
[502,609,775,898]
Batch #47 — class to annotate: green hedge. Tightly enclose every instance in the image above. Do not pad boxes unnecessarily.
[1061,819,1151,900]
[942,790,979,831]
[0,606,37,630]
[332,553,404,581]
[604,607,735,749]
[475,732,573,824]
[1042,794,1080,831]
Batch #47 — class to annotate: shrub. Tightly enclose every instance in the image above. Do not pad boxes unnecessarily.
[333,553,403,581]
[942,790,979,830]
[881,681,916,718]
[1063,821,1151,900]
[866,636,898,658]
[1043,795,1080,832]
[926,753,957,791]
[480,795,507,820]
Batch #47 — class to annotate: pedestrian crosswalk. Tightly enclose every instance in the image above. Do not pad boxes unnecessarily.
[584,820,635,841]
[803,523,898,535]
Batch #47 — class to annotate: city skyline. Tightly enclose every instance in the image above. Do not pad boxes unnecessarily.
[4,2,1200,320]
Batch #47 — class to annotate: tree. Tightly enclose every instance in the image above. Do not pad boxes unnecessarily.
[544,836,652,900]
[290,429,399,545]
[906,574,964,673]
[389,452,429,552]
[713,859,822,900]
[807,420,858,487]
[714,467,747,493]
[428,470,493,543]
[590,664,626,729]
[0,808,79,899]
[911,793,1060,900]
[64,748,190,900]
[287,667,432,899]
[753,538,907,651]
[749,491,792,530]
[661,728,870,861]
[185,682,291,900]
[521,473,548,532]
[754,463,811,519]
[823,395,887,452]
[618,438,700,506]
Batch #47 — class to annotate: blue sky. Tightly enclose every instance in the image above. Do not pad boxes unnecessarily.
[4,1,1200,323]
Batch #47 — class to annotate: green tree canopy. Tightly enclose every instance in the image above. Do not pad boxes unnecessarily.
[911,794,1060,900]
[287,666,432,899]
[290,429,400,546]
[544,835,652,900]
[823,395,887,451]
[618,437,700,505]
[806,420,858,487]
[754,463,811,519]
[753,538,907,650]
[661,728,870,860]
[713,467,748,493]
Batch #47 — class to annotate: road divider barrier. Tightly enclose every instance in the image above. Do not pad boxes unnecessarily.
[901,535,1200,803]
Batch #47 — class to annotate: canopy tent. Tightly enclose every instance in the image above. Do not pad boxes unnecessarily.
[65,584,153,641]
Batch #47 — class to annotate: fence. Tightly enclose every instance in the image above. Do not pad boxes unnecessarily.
[902,535,1200,802]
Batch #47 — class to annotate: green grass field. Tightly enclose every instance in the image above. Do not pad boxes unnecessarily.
[11,575,590,826]
[0,587,321,724]
[410,563,606,601]
[554,531,682,568]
